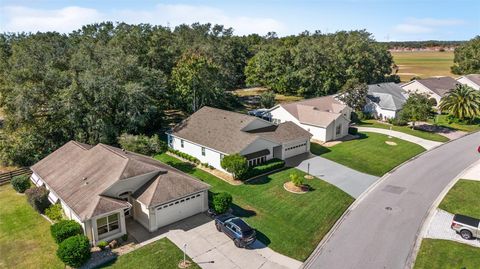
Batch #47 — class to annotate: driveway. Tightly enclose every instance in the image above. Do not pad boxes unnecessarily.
[127,214,302,269]
[296,156,379,198]
[357,126,443,150]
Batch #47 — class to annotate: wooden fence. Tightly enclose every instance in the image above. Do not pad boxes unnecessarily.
[0,167,31,185]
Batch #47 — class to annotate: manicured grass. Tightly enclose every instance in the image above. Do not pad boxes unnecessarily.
[100,238,200,269]
[431,114,480,132]
[439,179,480,219]
[391,51,454,82]
[155,153,354,261]
[0,184,64,269]
[414,239,480,269]
[311,132,425,176]
[358,120,449,142]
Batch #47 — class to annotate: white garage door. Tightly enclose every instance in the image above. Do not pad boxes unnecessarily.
[155,192,205,229]
[284,141,308,159]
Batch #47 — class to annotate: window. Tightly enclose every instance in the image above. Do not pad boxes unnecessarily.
[97,213,119,237]
[201,147,206,156]
[336,125,341,135]
[181,140,184,148]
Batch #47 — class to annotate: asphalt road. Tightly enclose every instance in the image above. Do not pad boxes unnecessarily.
[303,131,480,269]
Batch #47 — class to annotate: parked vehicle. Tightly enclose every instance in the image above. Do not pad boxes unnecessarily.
[451,214,480,240]
[215,214,256,248]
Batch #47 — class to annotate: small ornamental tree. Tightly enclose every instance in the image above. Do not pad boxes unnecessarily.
[290,173,304,187]
[212,192,233,214]
[221,154,249,180]
[56,235,91,268]
[259,91,276,108]
[11,175,31,193]
[51,220,83,244]
[400,93,435,129]
[25,186,50,213]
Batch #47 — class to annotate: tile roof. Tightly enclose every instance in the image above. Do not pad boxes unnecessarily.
[367,83,407,111]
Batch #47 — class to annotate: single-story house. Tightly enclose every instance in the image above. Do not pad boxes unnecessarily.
[263,95,352,142]
[401,77,460,106]
[364,83,408,120]
[168,106,312,172]
[456,74,480,90]
[30,141,210,245]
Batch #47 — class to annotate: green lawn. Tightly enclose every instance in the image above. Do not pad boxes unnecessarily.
[311,132,425,176]
[155,153,354,261]
[358,120,449,142]
[439,179,480,219]
[100,238,200,269]
[414,239,480,269]
[391,51,454,82]
[0,184,63,269]
[431,114,480,132]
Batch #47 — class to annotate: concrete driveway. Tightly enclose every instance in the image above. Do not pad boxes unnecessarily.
[296,156,379,198]
[127,214,301,269]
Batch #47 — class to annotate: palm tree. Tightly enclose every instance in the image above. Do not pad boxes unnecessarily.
[439,85,480,121]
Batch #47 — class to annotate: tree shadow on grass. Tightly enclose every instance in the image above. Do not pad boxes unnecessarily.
[231,203,256,218]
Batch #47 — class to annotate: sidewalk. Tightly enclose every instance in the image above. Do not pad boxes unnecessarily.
[356,127,443,150]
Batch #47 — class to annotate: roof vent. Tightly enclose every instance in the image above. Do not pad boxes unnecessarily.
[82,177,87,181]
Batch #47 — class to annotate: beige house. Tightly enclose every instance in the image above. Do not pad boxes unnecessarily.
[30,141,210,245]
[401,77,460,106]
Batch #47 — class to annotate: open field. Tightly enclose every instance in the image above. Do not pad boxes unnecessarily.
[439,179,480,219]
[155,153,354,261]
[414,239,480,269]
[391,51,454,82]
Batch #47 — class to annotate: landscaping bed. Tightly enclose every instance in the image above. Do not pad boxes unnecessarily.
[358,120,449,142]
[414,239,480,269]
[439,179,480,219]
[430,114,480,133]
[310,132,425,176]
[155,153,354,261]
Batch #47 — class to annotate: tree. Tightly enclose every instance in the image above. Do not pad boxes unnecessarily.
[439,85,480,121]
[56,235,91,268]
[118,133,166,156]
[400,93,435,128]
[220,154,249,180]
[212,192,233,214]
[338,78,368,111]
[290,173,304,187]
[259,91,276,108]
[451,36,480,75]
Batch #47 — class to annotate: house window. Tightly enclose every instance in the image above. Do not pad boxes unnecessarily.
[201,147,206,156]
[97,213,119,237]
[181,140,184,148]
[336,125,341,135]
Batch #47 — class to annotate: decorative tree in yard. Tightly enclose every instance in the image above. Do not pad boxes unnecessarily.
[220,154,249,180]
[439,85,480,121]
[338,78,369,112]
[400,93,435,129]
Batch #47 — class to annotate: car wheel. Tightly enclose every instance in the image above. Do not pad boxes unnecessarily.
[234,239,242,248]
[460,230,473,240]
[215,223,222,232]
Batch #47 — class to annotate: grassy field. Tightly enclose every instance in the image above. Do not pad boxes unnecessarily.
[431,114,480,132]
[358,120,449,142]
[101,238,200,269]
[0,184,64,269]
[234,87,303,112]
[155,153,354,261]
[391,51,454,82]
[439,179,480,219]
[310,132,425,176]
[414,239,480,269]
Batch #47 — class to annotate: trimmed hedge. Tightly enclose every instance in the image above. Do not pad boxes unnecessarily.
[45,203,64,222]
[11,175,31,193]
[241,158,285,180]
[348,127,358,135]
[51,220,83,244]
[56,235,91,268]
[167,148,200,164]
[25,186,50,213]
[212,192,233,214]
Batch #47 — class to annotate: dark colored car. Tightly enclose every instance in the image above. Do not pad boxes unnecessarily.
[215,214,256,248]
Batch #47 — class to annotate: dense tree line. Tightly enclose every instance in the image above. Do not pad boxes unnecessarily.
[381,40,465,49]
[451,36,480,75]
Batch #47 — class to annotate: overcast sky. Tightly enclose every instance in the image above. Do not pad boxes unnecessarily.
[1,0,479,41]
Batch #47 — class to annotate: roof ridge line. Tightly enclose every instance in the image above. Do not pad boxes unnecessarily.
[98,143,129,159]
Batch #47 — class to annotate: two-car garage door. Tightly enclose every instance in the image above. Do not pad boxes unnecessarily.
[154,191,206,229]
[283,140,309,159]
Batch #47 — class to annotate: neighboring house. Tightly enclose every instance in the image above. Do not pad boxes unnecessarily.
[364,83,408,120]
[168,106,312,171]
[456,74,480,90]
[401,77,460,106]
[30,141,210,245]
[264,95,352,142]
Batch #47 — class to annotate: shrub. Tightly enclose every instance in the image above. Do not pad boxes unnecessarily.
[57,235,91,268]
[290,173,304,187]
[221,154,249,180]
[11,175,31,193]
[122,234,128,242]
[167,148,200,164]
[97,241,108,250]
[118,133,167,156]
[241,158,285,179]
[259,91,276,108]
[348,127,358,135]
[212,192,233,214]
[51,220,83,244]
[387,117,408,126]
[25,186,50,213]
[45,203,64,222]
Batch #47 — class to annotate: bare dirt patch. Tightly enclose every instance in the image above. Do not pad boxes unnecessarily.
[385,141,398,146]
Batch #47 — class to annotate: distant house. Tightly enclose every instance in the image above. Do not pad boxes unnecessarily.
[456,74,480,90]
[264,95,352,142]
[364,83,408,120]
[401,77,460,106]
[30,141,210,245]
[168,106,312,171]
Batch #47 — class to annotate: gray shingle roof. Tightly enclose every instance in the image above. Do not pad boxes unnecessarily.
[464,74,480,86]
[247,121,312,143]
[414,77,460,97]
[367,83,407,111]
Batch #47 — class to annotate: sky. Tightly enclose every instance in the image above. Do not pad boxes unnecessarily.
[0,0,479,41]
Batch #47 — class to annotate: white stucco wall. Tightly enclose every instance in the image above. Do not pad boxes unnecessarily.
[457,77,480,90]
[402,81,441,106]
[170,136,226,171]
[364,101,398,120]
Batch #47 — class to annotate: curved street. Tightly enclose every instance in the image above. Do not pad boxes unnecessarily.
[303,131,480,269]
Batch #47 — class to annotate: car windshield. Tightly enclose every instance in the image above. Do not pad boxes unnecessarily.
[242,228,255,237]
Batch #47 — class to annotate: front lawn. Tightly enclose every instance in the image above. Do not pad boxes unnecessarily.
[311,132,425,176]
[414,239,480,269]
[155,153,354,261]
[439,179,480,219]
[100,238,200,269]
[358,120,449,142]
[0,184,64,269]
[431,114,480,132]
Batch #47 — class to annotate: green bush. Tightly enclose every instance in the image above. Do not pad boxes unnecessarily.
[348,127,358,135]
[11,175,31,193]
[221,154,249,180]
[241,158,285,180]
[212,192,233,214]
[45,203,64,222]
[167,148,200,164]
[56,235,91,268]
[25,186,50,213]
[387,117,408,126]
[118,133,167,156]
[51,220,83,244]
[290,173,304,187]
[97,241,108,250]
